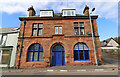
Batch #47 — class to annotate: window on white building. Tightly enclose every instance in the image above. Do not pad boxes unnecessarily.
[0,35,7,46]
[40,10,53,17]
[0,50,10,64]
[62,9,76,16]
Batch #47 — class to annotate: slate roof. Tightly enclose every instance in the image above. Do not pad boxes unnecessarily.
[27,13,84,18]
[19,13,95,21]
[0,27,20,34]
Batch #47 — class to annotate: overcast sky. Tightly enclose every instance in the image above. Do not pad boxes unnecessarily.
[0,0,119,41]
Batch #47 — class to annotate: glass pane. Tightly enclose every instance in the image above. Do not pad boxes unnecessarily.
[80,28,84,35]
[74,44,78,50]
[34,52,38,61]
[72,11,74,15]
[2,50,10,55]
[48,11,51,15]
[74,22,78,27]
[64,11,67,15]
[59,27,62,34]
[33,24,37,28]
[28,52,33,61]
[39,45,43,51]
[1,50,10,64]
[34,44,39,50]
[67,11,71,15]
[55,27,58,34]
[32,29,37,36]
[1,55,9,64]
[29,45,34,50]
[80,22,84,27]
[38,24,43,28]
[74,28,79,35]
[74,51,78,60]
[41,11,44,15]
[38,29,42,36]
[41,11,52,16]
[29,44,43,51]
[84,51,89,60]
[52,45,64,51]
[84,45,89,50]
[1,35,7,45]
[79,51,84,60]
[44,11,48,15]
[78,43,83,50]
[39,52,43,61]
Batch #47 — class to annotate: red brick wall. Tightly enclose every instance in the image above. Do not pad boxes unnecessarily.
[15,18,103,69]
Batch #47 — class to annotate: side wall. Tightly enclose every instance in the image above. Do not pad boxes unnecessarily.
[6,33,19,67]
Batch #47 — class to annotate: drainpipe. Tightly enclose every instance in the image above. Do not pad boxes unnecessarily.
[89,8,98,66]
[18,20,26,69]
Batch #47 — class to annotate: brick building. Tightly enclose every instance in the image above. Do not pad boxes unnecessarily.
[16,5,103,69]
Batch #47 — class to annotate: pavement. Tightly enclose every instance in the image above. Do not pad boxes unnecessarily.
[1,57,119,75]
[1,64,119,73]
[1,65,119,76]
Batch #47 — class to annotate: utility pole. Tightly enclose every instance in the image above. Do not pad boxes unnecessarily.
[89,8,98,66]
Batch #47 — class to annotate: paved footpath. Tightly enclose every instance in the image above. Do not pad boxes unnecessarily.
[1,64,119,74]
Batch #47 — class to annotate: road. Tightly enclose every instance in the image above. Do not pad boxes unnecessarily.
[103,57,119,66]
[2,70,118,75]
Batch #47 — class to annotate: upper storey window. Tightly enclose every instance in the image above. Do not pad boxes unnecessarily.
[74,22,85,35]
[62,9,76,16]
[0,35,7,46]
[32,23,43,36]
[55,26,62,34]
[40,10,53,17]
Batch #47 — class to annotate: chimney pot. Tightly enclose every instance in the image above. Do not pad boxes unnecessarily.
[27,5,36,17]
[83,5,89,16]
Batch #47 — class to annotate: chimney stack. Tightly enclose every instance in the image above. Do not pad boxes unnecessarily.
[27,5,36,17]
[83,5,89,16]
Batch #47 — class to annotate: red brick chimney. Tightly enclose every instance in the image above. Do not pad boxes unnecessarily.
[27,5,36,17]
[83,5,89,16]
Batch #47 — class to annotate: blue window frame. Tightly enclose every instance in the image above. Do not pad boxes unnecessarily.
[74,43,90,61]
[27,43,43,62]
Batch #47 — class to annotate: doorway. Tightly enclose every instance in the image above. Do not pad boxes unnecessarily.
[52,44,65,66]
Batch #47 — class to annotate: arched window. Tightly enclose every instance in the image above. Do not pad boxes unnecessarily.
[27,43,43,62]
[74,43,90,61]
[52,44,64,51]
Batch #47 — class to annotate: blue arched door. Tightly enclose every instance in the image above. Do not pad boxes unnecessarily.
[52,44,65,66]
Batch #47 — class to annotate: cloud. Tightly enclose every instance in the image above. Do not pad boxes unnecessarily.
[0,0,118,21]
[0,0,52,15]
